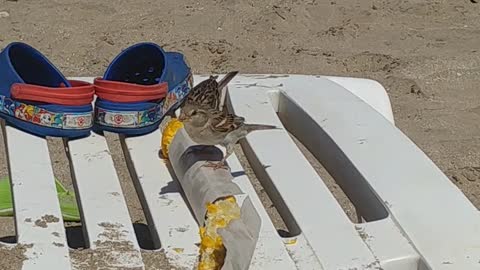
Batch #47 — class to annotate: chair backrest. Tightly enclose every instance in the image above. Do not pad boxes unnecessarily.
[1,74,478,270]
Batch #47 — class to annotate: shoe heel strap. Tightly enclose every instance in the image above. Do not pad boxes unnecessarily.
[94,78,168,103]
[11,80,95,106]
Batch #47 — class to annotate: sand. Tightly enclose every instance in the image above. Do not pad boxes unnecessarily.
[0,243,32,270]
[0,0,480,268]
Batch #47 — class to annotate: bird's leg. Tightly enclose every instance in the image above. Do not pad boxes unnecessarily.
[222,143,235,164]
[201,160,228,170]
[215,144,234,170]
[201,144,234,170]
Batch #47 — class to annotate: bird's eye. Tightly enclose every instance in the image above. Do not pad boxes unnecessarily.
[191,111,197,116]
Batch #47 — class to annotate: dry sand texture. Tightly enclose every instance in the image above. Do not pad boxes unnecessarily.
[0,0,480,268]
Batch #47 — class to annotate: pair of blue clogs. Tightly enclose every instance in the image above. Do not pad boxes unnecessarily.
[0,42,192,138]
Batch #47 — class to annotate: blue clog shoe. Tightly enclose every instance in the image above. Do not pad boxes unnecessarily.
[0,42,95,138]
[93,42,192,136]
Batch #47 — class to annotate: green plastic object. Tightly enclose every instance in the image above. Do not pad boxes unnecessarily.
[0,177,81,222]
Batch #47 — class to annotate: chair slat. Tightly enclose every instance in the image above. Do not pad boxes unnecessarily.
[123,131,200,269]
[282,234,324,270]
[281,76,480,269]
[67,133,143,269]
[228,82,379,269]
[4,126,71,270]
[359,218,420,269]
[226,154,303,270]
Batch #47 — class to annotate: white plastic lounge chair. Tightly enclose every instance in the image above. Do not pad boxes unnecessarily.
[0,74,478,270]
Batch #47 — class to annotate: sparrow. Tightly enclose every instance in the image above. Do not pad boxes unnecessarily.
[178,108,278,169]
[175,71,239,117]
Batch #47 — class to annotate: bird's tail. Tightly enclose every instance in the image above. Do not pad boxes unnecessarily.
[217,71,239,91]
[244,124,279,133]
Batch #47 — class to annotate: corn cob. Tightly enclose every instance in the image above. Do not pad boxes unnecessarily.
[161,118,242,269]
[198,196,241,270]
[160,118,184,159]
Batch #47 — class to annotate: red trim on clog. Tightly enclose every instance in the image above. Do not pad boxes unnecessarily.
[10,80,95,106]
[93,77,168,103]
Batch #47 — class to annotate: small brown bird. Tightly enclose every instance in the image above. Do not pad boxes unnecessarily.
[178,108,278,169]
[177,71,239,117]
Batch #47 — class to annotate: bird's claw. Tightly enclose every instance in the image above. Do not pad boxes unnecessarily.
[202,161,229,170]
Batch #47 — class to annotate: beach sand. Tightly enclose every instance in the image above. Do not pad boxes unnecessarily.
[0,0,479,268]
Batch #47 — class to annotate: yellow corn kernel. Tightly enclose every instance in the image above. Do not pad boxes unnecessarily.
[173,248,184,253]
[206,203,219,215]
[160,118,184,159]
[214,219,227,228]
[198,196,241,270]
[201,235,217,249]
[284,238,298,245]
[224,197,236,204]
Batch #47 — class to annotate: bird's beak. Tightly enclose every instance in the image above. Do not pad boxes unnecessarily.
[178,113,188,122]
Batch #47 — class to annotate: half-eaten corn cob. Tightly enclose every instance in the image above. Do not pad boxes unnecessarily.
[161,119,244,269]
[161,118,184,159]
[198,196,241,270]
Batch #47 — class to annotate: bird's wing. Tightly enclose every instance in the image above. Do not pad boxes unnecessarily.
[188,77,220,109]
[175,76,216,109]
[183,71,238,111]
[209,110,245,133]
[217,71,239,110]
[217,71,238,93]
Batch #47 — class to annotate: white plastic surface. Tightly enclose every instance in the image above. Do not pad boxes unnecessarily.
[68,133,144,269]
[279,76,480,269]
[227,80,380,269]
[2,74,476,270]
[3,126,71,270]
[123,130,200,269]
